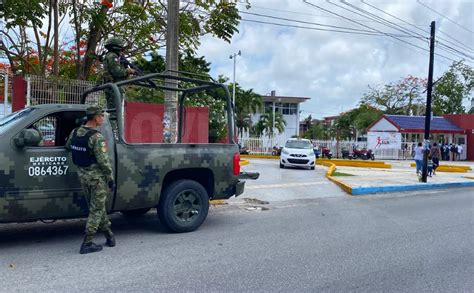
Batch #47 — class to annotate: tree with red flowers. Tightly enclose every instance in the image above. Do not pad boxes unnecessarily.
[0,0,245,80]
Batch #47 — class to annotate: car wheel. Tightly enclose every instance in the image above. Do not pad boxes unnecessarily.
[121,208,151,217]
[280,162,284,168]
[158,180,209,233]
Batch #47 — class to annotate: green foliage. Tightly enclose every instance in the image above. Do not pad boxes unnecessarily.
[432,61,474,115]
[233,84,263,138]
[334,104,382,140]
[0,0,46,28]
[1,0,243,77]
[257,109,286,139]
[361,75,427,115]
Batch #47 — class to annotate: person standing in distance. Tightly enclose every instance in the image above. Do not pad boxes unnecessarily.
[66,105,115,254]
[102,37,135,110]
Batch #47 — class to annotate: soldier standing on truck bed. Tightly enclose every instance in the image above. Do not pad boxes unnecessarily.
[102,37,135,110]
[66,105,116,254]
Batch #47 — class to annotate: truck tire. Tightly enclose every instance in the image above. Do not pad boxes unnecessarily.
[158,179,209,233]
[121,208,151,217]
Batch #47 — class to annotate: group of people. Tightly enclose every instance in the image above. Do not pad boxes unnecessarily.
[412,142,442,177]
[412,141,464,178]
[440,143,464,161]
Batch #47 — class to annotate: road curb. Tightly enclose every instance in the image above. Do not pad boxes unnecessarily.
[318,159,391,169]
[409,163,471,173]
[351,181,474,195]
[241,154,279,160]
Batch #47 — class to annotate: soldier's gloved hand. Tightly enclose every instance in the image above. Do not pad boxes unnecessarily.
[108,180,116,191]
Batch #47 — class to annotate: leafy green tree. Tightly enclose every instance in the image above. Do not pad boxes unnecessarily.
[432,61,474,115]
[0,0,243,78]
[334,104,382,140]
[361,75,427,115]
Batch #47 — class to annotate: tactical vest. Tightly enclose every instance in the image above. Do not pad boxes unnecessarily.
[70,128,99,167]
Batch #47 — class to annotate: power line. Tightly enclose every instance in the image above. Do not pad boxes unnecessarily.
[338,0,472,61]
[417,0,474,34]
[240,18,396,36]
[302,0,457,64]
[361,0,474,54]
[240,11,420,37]
[329,0,469,62]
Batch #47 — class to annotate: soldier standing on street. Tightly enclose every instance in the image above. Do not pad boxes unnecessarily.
[102,37,135,110]
[66,105,116,254]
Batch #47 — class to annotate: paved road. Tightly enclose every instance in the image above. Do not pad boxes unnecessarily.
[1,159,473,292]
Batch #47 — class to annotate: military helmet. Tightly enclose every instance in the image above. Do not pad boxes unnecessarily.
[104,37,125,51]
[86,105,105,116]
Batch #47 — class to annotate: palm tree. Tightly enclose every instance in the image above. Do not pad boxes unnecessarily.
[258,109,286,139]
[233,86,263,138]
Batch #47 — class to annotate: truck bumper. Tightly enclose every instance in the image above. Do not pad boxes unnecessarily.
[235,180,245,197]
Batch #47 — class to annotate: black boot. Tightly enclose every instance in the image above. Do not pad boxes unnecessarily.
[80,234,103,254]
[104,230,116,247]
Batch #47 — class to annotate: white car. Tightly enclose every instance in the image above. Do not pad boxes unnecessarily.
[280,138,316,170]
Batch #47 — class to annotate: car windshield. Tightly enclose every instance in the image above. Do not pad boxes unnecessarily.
[285,140,312,149]
[0,108,35,135]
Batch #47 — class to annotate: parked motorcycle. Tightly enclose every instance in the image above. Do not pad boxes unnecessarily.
[321,146,332,159]
[341,148,351,159]
[238,143,250,155]
[272,146,282,156]
[350,146,375,160]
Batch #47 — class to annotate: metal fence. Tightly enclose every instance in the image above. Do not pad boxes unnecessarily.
[26,75,105,106]
[239,137,412,160]
[0,71,12,117]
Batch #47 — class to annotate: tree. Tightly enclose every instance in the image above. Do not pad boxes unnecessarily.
[432,61,474,115]
[257,110,286,139]
[361,75,427,115]
[0,0,244,78]
[334,104,382,140]
[233,86,262,138]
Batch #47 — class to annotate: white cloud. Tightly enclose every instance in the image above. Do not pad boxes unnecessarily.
[197,0,474,119]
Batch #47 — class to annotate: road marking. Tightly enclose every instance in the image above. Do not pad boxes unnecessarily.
[245,181,329,190]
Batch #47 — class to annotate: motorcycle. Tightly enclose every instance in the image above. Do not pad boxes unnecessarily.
[341,148,351,159]
[238,143,250,155]
[350,146,375,160]
[272,146,282,156]
[321,146,332,159]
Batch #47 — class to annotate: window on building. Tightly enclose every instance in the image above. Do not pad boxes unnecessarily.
[282,103,297,115]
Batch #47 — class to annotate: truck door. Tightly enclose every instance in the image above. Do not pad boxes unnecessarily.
[4,110,115,222]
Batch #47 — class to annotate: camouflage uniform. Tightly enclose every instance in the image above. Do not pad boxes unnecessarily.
[66,106,115,253]
[102,37,130,110]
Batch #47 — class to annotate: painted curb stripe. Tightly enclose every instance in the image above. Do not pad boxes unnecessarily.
[351,181,474,195]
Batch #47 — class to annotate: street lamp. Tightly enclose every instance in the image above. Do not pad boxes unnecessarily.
[229,50,241,107]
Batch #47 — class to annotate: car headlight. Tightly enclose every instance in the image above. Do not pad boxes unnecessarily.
[282,149,289,155]
[309,151,315,156]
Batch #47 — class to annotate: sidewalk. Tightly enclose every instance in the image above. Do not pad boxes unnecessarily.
[329,160,474,195]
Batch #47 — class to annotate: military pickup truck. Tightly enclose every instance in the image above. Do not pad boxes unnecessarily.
[0,73,251,232]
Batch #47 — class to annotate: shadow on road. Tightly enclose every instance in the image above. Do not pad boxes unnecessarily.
[0,211,168,248]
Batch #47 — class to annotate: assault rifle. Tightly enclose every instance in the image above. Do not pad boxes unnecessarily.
[119,55,157,88]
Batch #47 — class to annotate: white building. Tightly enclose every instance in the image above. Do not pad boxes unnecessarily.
[241,91,310,147]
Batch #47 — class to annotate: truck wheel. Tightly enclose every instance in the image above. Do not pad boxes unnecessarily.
[121,208,151,217]
[158,180,209,233]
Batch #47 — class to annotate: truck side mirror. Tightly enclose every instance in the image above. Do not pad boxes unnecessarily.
[14,129,43,148]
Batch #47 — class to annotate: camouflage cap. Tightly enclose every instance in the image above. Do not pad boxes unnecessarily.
[86,105,105,116]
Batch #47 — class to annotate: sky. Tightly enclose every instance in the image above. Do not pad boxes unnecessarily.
[197,0,474,120]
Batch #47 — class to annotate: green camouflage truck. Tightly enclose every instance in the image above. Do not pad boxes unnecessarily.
[0,73,252,232]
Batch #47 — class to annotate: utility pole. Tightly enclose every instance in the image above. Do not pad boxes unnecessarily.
[163,0,179,143]
[421,21,435,183]
[229,50,241,107]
